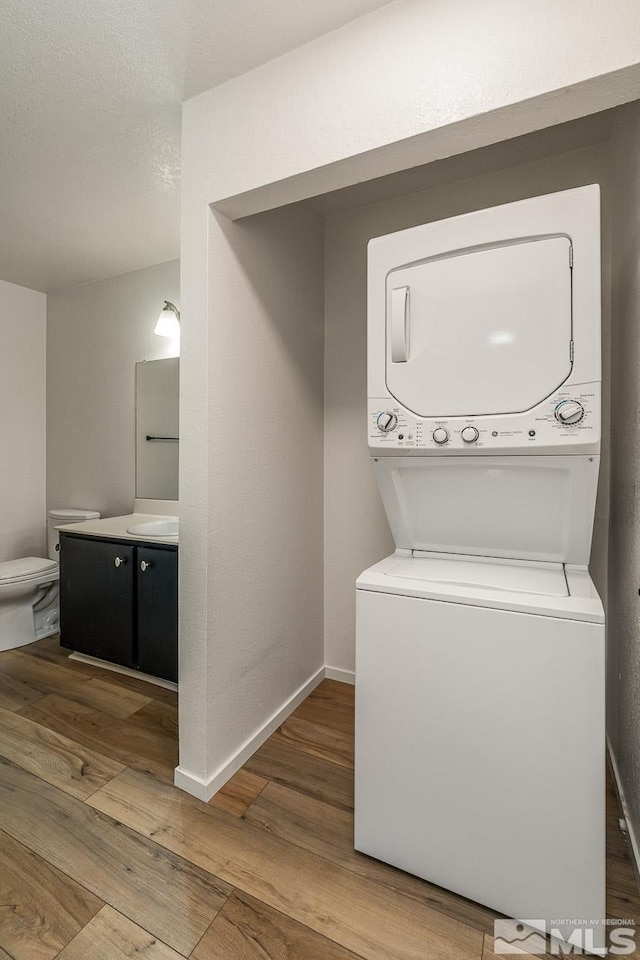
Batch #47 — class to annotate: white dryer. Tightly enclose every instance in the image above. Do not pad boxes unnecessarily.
[355,186,605,952]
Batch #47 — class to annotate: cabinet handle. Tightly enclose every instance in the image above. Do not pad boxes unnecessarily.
[140,560,151,572]
[114,557,126,568]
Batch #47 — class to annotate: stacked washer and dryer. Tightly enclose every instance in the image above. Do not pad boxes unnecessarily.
[355,186,605,951]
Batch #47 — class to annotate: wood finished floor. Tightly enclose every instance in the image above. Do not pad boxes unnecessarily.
[0,636,637,960]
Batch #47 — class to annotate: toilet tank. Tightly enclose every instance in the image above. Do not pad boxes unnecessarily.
[48,508,100,559]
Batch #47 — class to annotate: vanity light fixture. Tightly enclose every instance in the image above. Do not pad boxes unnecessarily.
[154,301,180,338]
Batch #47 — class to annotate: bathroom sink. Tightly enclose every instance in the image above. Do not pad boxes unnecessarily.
[126,519,179,537]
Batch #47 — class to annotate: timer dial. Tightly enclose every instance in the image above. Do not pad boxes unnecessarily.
[433,428,449,445]
[555,399,584,425]
[376,412,398,433]
[461,426,479,443]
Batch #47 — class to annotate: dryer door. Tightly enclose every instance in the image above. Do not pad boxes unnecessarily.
[386,236,572,418]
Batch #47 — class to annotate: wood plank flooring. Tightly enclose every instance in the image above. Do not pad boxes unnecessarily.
[57,906,185,960]
[192,892,365,960]
[0,830,102,960]
[0,637,637,959]
[0,705,124,799]
[20,694,179,785]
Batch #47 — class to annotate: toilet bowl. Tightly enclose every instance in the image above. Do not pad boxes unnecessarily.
[0,508,100,652]
[0,558,60,652]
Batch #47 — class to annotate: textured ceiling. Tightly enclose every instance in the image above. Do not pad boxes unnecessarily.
[0,0,391,292]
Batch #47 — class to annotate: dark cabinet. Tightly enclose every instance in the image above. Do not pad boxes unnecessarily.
[137,547,178,682]
[59,538,135,667]
[60,534,178,682]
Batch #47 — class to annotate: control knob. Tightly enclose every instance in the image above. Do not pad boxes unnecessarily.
[376,412,398,433]
[461,426,479,443]
[433,427,449,445]
[555,399,584,425]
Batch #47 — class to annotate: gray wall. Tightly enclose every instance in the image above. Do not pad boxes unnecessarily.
[0,279,46,561]
[178,203,325,786]
[609,101,640,843]
[324,142,611,674]
[47,260,180,518]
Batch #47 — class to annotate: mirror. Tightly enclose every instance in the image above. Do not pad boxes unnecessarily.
[136,358,179,501]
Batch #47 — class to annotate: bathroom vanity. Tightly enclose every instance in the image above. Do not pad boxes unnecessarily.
[58,511,178,683]
[58,358,180,684]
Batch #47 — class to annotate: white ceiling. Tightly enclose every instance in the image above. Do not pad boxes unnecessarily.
[0,0,391,292]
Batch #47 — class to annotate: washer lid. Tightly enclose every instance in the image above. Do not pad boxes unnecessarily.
[0,557,58,583]
[48,508,100,521]
[388,554,568,597]
[373,455,599,565]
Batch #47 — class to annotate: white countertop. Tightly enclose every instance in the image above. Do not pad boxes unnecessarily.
[56,513,179,545]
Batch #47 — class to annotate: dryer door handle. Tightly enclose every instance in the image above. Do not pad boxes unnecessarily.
[390,286,409,362]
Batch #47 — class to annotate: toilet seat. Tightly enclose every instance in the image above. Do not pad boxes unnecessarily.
[0,557,58,585]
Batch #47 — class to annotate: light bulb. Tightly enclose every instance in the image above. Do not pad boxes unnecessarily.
[154,310,179,337]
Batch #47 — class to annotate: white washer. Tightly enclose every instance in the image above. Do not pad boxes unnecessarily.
[356,186,605,953]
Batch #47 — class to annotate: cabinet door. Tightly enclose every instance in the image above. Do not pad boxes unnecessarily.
[59,537,135,667]
[136,547,178,682]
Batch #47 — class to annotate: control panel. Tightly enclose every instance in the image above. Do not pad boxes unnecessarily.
[369,383,600,455]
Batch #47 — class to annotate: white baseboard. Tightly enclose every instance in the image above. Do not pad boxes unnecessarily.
[607,736,640,893]
[173,765,216,802]
[174,666,325,802]
[324,665,355,685]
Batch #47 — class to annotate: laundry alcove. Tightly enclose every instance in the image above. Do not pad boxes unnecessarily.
[176,2,640,806]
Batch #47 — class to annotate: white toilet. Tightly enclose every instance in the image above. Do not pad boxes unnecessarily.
[0,508,100,652]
